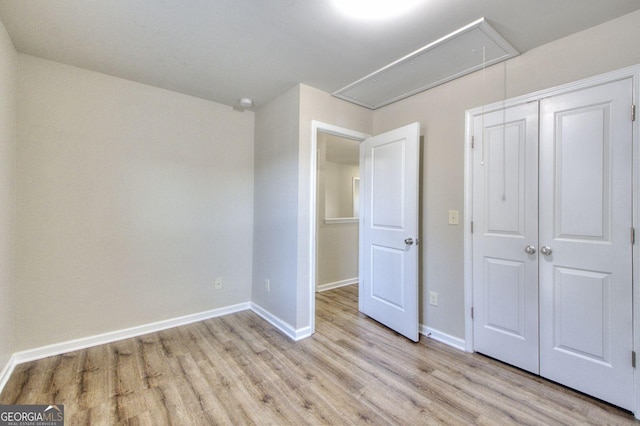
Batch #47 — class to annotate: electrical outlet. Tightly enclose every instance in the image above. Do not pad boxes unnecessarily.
[214,277,222,290]
[265,279,270,292]
[448,210,459,225]
[429,291,438,306]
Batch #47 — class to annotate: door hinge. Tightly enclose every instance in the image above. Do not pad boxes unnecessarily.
[471,221,474,233]
[633,351,636,368]
[471,136,475,149]
[632,227,636,245]
[632,104,636,122]
[471,307,474,319]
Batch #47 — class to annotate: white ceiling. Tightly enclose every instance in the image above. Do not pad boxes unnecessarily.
[1,0,639,109]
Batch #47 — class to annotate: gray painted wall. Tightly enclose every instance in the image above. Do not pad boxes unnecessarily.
[252,86,301,327]
[15,55,254,350]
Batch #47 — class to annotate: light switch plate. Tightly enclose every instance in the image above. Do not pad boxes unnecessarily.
[448,210,459,225]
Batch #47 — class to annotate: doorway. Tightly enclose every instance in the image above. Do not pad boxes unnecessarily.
[315,132,360,292]
[309,120,421,342]
[309,121,369,335]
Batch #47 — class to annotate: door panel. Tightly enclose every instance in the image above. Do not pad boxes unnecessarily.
[484,257,525,337]
[371,246,404,308]
[472,102,539,374]
[372,142,405,228]
[485,121,528,236]
[360,122,420,342]
[552,267,610,361]
[554,105,610,240]
[539,79,634,411]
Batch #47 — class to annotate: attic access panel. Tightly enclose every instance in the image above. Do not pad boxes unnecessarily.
[333,18,518,109]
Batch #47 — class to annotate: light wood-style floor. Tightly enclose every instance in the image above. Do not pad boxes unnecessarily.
[1,285,636,425]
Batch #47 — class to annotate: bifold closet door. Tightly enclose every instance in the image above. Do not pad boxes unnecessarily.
[472,78,634,411]
[472,102,540,374]
[538,79,634,411]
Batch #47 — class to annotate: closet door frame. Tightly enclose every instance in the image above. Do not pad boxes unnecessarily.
[463,64,640,419]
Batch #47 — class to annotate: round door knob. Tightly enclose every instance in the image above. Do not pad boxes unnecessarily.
[404,238,414,245]
[524,245,536,255]
[540,246,553,256]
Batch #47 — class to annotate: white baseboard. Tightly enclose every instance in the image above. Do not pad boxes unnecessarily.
[5,298,448,394]
[250,303,312,341]
[0,354,18,396]
[316,277,358,292]
[420,325,466,351]
[0,301,251,395]
[0,300,314,395]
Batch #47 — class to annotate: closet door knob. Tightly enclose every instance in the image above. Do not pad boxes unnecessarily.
[540,246,553,256]
[404,238,414,246]
[524,245,536,255]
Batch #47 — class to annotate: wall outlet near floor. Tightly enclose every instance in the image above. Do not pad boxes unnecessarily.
[265,279,270,292]
[214,277,222,290]
[429,291,438,306]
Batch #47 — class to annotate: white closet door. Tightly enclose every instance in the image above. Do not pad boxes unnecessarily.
[472,102,540,373]
[539,79,634,411]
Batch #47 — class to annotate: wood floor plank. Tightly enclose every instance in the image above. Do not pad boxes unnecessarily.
[1,284,636,425]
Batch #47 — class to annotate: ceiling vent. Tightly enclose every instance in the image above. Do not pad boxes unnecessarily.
[332,18,518,109]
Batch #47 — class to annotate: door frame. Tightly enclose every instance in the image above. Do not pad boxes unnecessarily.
[309,120,370,335]
[463,64,640,418]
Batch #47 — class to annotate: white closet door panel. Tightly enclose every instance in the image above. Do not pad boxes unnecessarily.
[472,102,539,374]
[539,79,634,411]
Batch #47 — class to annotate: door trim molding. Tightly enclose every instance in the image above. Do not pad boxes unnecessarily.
[463,64,640,418]
[309,121,369,336]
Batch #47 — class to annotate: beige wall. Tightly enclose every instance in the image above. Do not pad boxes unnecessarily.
[323,162,358,219]
[15,55,255,350]
[0,19,16,368]
[252,85,300,327]
[373,9,640,339]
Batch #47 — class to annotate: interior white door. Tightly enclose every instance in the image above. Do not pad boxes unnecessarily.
[472,102,540,373]
[360,122,420,342]
[539,79,634,411]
